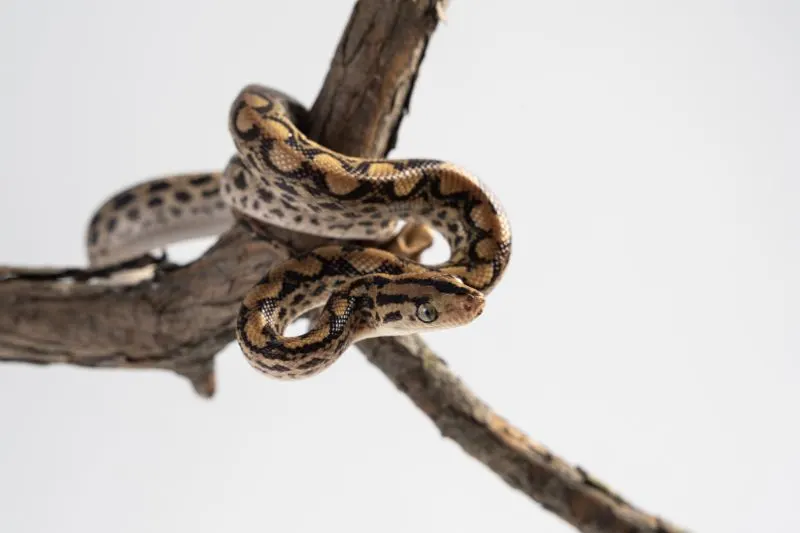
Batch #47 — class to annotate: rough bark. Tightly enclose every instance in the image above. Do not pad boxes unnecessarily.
[0,1,687,532]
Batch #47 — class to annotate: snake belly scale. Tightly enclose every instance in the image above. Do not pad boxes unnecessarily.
[86,84,512,379]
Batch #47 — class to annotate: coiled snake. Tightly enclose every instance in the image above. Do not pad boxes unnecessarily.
[86,85,512,379]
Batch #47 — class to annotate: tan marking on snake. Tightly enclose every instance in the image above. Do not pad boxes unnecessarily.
[469,204,496,231]
[393,174,423,197]
[319,158,360,195]
[475,238,498,259]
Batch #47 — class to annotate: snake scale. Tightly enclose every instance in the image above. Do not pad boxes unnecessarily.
[86,85,512,379]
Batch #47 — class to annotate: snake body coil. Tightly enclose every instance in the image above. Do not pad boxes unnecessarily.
[87,85,511,379]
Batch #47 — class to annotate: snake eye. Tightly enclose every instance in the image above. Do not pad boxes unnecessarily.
[416,303,438,323]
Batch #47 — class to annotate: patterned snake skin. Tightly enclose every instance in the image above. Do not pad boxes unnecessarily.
[86,85,512,379]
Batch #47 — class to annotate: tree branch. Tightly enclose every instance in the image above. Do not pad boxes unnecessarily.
[0,1,687,532]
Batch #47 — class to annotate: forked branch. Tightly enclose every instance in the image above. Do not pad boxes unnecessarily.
[0,1,686,532]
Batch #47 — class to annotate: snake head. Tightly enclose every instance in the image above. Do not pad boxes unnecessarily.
[362,272,486,338]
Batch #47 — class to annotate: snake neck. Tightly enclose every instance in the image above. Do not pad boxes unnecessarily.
[235,263,484,380]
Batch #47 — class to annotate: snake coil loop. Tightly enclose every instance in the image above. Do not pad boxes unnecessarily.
[86,84,511,379]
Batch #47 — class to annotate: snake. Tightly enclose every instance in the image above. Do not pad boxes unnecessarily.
[86,84,512,379]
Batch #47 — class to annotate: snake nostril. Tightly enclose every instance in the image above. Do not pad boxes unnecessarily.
[464,295,485,315]
[462,295,481,314]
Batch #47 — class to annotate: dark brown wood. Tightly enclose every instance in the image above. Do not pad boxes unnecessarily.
[0,1,687,531]
[309,0,441,158]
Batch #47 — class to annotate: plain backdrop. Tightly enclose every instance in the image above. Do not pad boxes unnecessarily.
[0,2,797,532]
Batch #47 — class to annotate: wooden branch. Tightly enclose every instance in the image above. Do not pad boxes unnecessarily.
[0,1,687,532]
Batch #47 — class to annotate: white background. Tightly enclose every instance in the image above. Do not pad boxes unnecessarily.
[0,2,797,532]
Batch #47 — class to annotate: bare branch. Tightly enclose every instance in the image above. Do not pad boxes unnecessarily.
[362,335,687,533]
[0,1,687,531]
